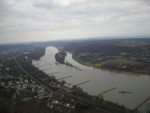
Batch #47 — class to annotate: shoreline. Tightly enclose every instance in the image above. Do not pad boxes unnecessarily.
[32,62,133,112]
[72,55,150,76]
[33,46,149,110]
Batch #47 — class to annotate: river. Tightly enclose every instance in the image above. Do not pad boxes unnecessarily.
[32,46,150,110]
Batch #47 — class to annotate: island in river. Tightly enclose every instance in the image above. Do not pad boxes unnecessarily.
[55,51,66,64]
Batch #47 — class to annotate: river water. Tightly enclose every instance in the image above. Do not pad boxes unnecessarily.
[32,46,150,110]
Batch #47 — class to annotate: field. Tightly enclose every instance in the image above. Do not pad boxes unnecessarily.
[63,38,150,75]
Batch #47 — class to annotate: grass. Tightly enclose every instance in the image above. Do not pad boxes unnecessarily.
[73,55,150,75]
[100,59,141,66]
[72,55,94,67]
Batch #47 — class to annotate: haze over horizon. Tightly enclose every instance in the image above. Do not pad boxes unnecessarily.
[0,0,150,43]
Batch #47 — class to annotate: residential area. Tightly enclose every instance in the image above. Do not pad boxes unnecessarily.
[0,44,132,113]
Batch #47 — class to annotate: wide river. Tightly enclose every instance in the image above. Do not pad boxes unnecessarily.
[32,46,150,110]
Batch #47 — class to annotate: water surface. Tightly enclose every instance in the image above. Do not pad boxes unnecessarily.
[32,46,150,109]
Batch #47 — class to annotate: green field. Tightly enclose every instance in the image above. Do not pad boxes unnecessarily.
[73,55,150,75]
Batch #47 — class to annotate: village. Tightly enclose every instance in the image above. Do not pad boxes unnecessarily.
[0,44,134,113]
[0,45,86,113]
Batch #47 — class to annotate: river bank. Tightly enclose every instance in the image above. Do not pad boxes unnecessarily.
[72,55,150,76]
[33,46,150,111]
[30,46,135,113]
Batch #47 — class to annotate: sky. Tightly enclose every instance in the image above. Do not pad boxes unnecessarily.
[0,0,150,43]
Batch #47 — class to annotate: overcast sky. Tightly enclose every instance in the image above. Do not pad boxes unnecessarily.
[0,0,150,43]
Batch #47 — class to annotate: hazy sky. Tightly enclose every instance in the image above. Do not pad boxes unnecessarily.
[0,0,150,43]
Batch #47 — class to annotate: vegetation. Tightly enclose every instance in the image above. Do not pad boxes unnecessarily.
[55,52,67,64]
[63,38,150,75]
